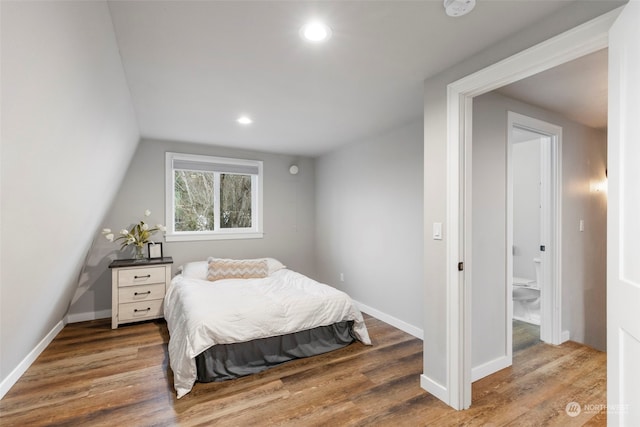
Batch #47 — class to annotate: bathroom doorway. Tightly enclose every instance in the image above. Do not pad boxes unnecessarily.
[507,112,562,354]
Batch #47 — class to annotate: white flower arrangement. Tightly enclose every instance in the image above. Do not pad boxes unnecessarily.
[102,210,166,257]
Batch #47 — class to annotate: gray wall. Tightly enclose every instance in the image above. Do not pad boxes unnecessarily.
[562,119,608,351]
[315,119,424,333]
[69,139,316,317]
[423,0,620,388]
[470,93,509,369]
[1,2,138,384]
[471,91,607,372]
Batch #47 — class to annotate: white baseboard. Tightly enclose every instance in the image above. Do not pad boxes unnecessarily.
[0,319,66,400]
[65,309,111,324]
[420,374,448,403]
[471,355,511,382]
[561,330,570,343]
[353,300,423,340]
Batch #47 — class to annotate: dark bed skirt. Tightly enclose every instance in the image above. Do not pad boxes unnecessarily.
[195,321,355,382]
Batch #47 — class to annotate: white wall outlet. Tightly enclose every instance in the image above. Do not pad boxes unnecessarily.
[340,273,344,282]
[579,219,584,232]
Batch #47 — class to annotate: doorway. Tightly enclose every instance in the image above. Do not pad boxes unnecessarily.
[439,8,618,410]
[468,107,563,383]
[507,112,562,351]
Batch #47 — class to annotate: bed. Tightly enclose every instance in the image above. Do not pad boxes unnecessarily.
[164,258,371,398]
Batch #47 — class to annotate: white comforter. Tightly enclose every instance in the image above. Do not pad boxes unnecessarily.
[164,269,371,398]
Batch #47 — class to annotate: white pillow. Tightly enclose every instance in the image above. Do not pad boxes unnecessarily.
[264,258,286,275]
[180,261,209,280]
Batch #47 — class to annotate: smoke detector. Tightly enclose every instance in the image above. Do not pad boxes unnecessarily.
[444,0,476,17]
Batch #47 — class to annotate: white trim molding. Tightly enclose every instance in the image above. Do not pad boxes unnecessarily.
[471,356,511,382]
[354,300,424,340]
[420,374,449,403]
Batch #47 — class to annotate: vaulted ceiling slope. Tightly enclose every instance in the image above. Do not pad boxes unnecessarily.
[108,0,598,156]
[1,1,138,387]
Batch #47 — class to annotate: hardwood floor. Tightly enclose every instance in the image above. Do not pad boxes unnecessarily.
[0,314,606,426]
[513,319,541,352]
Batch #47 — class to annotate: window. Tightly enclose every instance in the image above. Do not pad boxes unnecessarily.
[165,152,263,241]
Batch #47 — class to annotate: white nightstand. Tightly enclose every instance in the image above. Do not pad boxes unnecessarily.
[109,257,173,329]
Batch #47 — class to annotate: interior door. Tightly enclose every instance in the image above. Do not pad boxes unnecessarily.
[607,1,640,425]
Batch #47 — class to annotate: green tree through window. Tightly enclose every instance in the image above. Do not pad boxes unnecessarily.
[174,170,215,231]
[220,174,252,228]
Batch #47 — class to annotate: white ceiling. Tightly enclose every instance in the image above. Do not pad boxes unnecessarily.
[107,0,608,156]
[498,48,608,131]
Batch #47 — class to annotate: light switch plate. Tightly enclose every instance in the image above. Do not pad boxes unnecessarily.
[433,222,443,240]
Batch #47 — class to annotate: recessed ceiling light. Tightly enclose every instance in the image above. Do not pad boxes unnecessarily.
[444,0,476,17]
[300,21,332,43]
[237,116,252,125]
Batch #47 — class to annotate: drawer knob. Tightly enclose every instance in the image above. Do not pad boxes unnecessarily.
[134,308,151,313]
[134,291,152,296]
[134,274,151,279]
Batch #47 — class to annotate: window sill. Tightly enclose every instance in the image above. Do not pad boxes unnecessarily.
[165,232,264,242]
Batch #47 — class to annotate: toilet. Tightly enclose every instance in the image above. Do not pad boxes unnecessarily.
[513,258,541,325]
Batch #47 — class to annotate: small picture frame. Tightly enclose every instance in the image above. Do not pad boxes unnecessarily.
[148,242,163,259]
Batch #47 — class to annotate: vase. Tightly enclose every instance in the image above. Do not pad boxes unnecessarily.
[134,245,145,260]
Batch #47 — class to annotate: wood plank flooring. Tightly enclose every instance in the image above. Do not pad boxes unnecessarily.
[0,315,606,426]
[513,320,541,352]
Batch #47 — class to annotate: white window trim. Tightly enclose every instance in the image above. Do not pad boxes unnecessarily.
[165,152,264,242]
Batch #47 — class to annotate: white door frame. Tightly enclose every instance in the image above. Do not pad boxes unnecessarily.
[444,8,621,410]
[507,112,562,347]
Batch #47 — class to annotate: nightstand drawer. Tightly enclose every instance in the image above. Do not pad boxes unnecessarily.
[109,258,172,329]
[118,266,166,287]
[118,300,163,322]
[118,283,165,304]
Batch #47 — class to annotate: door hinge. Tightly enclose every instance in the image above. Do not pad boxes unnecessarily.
[458,262,464,271]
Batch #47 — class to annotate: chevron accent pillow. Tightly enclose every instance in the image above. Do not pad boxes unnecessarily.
[207,257,269,282]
